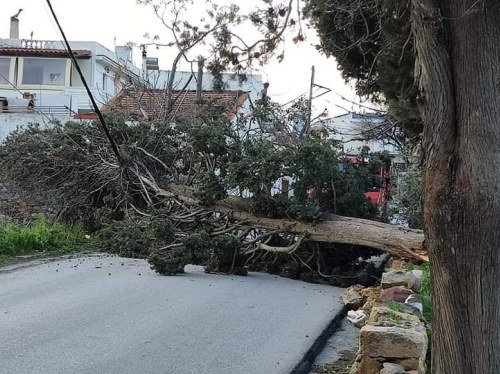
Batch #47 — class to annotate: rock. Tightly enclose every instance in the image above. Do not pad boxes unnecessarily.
[382,301,423,320]
[381,286,413,302]
[411,270,423,292]
[357,355,383,374]
[395,358,419,371]
[382,270,420,291]
[362,299,378,313]
[405,294,423,314]
[367,305,423,331]
[360,325,428,358]
[347,309,367,328]
[361,286,381,302]
[380,362,407,374]
[342,285,365,310]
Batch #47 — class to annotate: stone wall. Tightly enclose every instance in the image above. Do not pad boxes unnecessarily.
[341,268,428,374]
[0,181,54,221]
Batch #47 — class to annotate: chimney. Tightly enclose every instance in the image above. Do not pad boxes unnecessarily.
[141,45,147,81]
[10,9,23,39]
[262,82,270,99]
[196,58,205,100]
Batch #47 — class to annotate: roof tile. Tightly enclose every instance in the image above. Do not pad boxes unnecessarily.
[102,88,249,122]
[0,48,91,59]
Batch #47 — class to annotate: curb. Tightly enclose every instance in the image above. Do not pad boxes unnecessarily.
[290,306,348,374]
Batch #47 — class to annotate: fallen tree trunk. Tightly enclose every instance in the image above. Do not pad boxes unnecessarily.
[163,184,427,262]
[222,206,426,262]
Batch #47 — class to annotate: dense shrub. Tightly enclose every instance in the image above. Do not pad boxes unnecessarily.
[95,216,175,258]
[149,246,191,275]
[148,231,246,276]
[204,234,246,275]
[0,217,87,259]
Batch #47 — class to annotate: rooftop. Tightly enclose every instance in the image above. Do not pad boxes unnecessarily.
[103,88,249,122]
[0,47,91,59]
[0,39,92,59]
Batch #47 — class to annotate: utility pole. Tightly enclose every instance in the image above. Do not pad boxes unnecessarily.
[307,65,315,132]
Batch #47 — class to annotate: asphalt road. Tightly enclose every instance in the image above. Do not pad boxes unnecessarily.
[0,254,344,374]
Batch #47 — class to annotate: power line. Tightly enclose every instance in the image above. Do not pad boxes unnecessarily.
[45,0,123,164]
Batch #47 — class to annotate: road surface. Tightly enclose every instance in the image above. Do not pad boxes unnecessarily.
[0,254,344,374]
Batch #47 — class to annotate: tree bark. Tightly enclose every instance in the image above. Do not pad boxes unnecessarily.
[161,185,426,260]
[412,0,500,372]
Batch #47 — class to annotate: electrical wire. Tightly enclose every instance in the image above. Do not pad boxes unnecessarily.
[45,0,123,164]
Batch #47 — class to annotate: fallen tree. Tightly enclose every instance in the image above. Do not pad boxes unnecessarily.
[0,104,426,282]
[158,183,426,261]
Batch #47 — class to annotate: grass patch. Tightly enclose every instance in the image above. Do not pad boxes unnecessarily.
[0,217,88,262]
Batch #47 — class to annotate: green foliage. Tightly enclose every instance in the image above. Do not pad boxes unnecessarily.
[149,231,246,276]
[95,216,174,258]
[183,231,212,265]
[419,263,432,322]
[0,217,87,257]
[392,166,422,229]
[304,0,421,140]
[149,246,191,275]
[96,220,149,258]
[204,234,246,275]
[0,115,181,227]
[195,172,228,206]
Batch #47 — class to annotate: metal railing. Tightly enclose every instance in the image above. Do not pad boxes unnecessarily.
[0,105,72,115]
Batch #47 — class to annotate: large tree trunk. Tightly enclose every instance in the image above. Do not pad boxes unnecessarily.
[412,1,500,372]
[159,185,426,260]
[224,208,425,259]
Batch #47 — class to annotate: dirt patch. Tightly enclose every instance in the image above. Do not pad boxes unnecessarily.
[312,349,357,374]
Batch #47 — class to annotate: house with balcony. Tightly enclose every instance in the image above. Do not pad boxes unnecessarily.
[0,13,142,141]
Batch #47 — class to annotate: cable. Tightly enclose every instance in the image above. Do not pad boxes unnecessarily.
[45,0,122,164]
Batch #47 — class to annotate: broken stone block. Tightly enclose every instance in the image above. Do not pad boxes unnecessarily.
[395,358,419,371]
[347,309,367,328]
[381,362,407,374]
[383,301,423,320]
[382,270,419,291]
[360,325,428,358]
[381,286,413,302]
[357,355,383,374]
[367,305,423,330]
[342,284,365,310]
[361,286,381,302]
[361,299,378,313]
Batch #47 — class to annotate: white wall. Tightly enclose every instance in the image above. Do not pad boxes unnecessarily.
[145,70,264,104]
[0,113,71,142]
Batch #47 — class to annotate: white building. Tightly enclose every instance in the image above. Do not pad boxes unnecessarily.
[147,70,263,103]
[315,112,405,165]
[0,15,264,142]
[0,36,142,140]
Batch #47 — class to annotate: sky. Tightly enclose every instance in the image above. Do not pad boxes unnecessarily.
[2,0,370,117]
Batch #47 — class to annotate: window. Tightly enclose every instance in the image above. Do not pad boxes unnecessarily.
[21,58,67,86]
[0,58,10,85]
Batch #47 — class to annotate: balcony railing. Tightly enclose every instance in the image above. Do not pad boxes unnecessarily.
[20,39,62,50]
[0,105,72,115]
